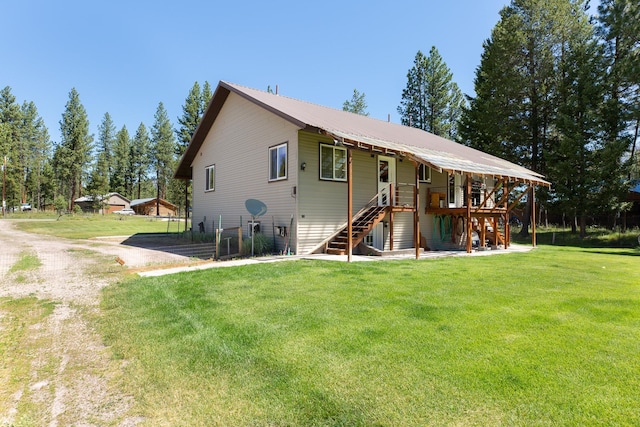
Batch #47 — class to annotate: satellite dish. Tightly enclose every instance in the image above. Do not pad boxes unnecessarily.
[245,199,267,217]
[245,199,268,257]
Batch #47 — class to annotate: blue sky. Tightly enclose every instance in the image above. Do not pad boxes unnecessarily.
[3,1,514,143]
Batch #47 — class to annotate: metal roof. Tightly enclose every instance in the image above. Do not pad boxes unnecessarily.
[175,81,549,186]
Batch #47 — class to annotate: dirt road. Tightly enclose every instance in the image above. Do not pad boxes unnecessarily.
[0,220,194,426]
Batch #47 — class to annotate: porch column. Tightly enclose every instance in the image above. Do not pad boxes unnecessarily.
[347,148,353,262]
[466,174,472,253]
[531,185,537,247]
[184,180,189,233]
[414,162,420,260]
[503,178,509,249]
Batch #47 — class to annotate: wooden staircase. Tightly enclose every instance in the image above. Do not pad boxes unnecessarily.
[325,206,387,255]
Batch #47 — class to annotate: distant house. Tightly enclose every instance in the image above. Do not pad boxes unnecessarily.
[130,198,178,216]
[74,193,130,214]
[175,81,550,258]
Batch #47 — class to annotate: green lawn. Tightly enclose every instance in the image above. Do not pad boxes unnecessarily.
[11,214,187,239]
[101,245,640,426]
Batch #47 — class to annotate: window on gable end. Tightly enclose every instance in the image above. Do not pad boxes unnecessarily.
[205,165,215,191]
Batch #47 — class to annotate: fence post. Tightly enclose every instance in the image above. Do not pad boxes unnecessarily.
[215,228,220,259]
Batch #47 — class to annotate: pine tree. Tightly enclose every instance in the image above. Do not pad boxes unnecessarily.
[550,25,605,237]
[398,46,465,137]
[173,81,212,213]
[20,101,50,210]
[460,0,594,236]
[201,81,213,114]
[0,87,22,209]
[343,89,369,116]
[151,102,176,205]
[56,88,93,210]
[176,82,202,158]
[131,122,151,200]
[110,126,132,198]
[597,0,640,192]
[96,112,116,187]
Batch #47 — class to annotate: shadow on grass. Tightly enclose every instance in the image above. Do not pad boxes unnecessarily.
[513,228,640,251]
[119,232,216,259]
[582,249,640,257]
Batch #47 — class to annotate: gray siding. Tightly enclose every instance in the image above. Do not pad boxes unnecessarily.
[297,132,377,254]
[191,92,299,253]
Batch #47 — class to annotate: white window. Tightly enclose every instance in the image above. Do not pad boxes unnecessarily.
[205,165,215,191]
[418,164,431,183]
[269,143,287,181]
[320,144,347,181]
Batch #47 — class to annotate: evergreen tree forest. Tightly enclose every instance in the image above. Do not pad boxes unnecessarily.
[460,0,639,236]
[0,82,212,213]
[1,0,638,233]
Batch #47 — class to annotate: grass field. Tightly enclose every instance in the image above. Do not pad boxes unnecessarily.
[101,244,640,426]
[12,214,187,239]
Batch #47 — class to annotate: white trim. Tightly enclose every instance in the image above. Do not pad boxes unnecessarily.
[319,143,347,181]
[269,142,288,181]
[205,164,215,191]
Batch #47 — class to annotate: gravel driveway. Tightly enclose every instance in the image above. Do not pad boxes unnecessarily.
[0,220,199,426]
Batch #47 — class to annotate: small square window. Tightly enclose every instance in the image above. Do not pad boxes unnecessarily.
[269,143,287,181]
[205,165,215,191]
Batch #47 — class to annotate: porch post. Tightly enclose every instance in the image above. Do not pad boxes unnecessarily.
[466,174,472,253]
[531,185,537,247]
[184,180,189,233]
[414,162,420,260]
[503,178,510,249]
[347,148,353,262]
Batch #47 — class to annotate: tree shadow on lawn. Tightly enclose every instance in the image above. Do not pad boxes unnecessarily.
[119,233,215,260]
[514,229,640,251]
[581,248,640,257]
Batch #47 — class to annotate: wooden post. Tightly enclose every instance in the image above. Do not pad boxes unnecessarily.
[347,148,353,262]
[184,180,189,233]
[531,185,537,247]
[414,162,420,259]
[466,174,472,253]
[389,211,394,251]
[215,228,220,259]
[503,178,509,249]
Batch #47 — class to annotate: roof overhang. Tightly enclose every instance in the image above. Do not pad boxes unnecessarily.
[321,129,551,187]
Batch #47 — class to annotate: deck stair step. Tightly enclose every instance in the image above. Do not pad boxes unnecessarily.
[325,206,387,255]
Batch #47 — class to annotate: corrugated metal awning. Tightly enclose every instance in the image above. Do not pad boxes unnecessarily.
[323,128,550,186]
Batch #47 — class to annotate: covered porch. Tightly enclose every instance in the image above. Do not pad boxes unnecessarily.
[319,129,550,261]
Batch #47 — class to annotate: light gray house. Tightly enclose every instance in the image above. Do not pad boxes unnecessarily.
[175,81,549,258]
[74,192,130,214]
